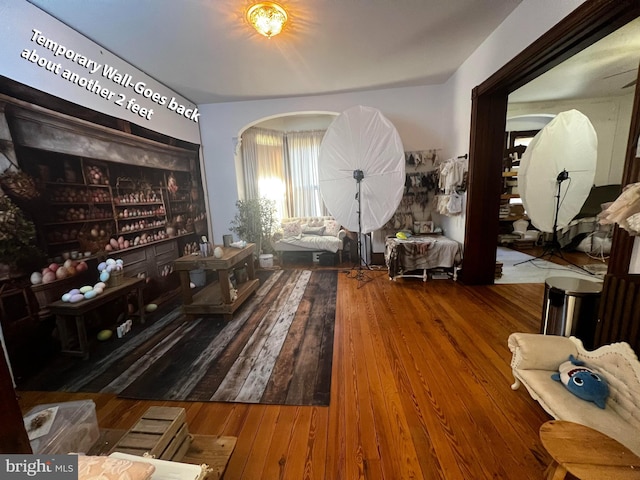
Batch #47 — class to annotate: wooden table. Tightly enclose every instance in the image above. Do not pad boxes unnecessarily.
[48,276,145,358]
[173,244,258,320]
[540,420,640,479]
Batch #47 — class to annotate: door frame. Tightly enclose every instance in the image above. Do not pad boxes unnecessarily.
[460,0,640,285]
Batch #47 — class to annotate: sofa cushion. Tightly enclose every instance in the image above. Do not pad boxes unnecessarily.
[324,219,340,237]
[302,225,325,236]
[282,221,302,238]
[516,368,640,456]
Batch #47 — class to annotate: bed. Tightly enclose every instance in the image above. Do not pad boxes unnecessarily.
[384,234,462,281]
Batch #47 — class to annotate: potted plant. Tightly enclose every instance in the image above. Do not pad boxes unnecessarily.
[229,197,277,256]
[0,194,46,278]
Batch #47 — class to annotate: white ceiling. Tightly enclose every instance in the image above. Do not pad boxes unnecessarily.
[24,1,640,107]
[510,17,640,103]
[27,0,524,105]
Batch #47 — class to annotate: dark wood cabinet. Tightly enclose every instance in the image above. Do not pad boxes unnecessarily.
[1,100,207,283]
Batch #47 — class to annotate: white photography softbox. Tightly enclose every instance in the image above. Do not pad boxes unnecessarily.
[519,109,597,234]
[318,105,405,234]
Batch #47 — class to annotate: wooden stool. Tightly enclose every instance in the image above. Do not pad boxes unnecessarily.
[540,420,640,479]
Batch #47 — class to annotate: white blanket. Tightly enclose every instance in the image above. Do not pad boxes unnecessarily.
[274,234,342,253]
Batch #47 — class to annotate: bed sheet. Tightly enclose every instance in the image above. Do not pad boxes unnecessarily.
[384,235,462,279]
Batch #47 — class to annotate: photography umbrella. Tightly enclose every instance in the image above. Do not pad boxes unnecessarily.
[318,106,405,281]
[517,109,597,265]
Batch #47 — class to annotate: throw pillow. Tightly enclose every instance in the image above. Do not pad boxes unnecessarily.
[282,221,302,238]
[302,225,326,236]
[324,219,340,237]
[551,354,610,409]
[78,455,155,480]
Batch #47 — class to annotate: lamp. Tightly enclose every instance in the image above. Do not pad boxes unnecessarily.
[246,2,288,38]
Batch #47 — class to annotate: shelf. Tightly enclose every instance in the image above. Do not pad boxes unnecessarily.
[117,224,167,235]
[45,181,111,189]
[45,181,87,188]
[502,171,518,177]
[114,201,164,206]
[501,194,520,200]
[51,201,112,206]
[103,234,187,256]
[117,213,165,221]
[45,218,113,226]
[46,239,80,246]
[499,215,529,222]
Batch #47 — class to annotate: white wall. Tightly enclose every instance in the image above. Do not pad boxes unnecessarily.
[199,85,448,243]
[200,0,587,244]
[440,0,587,243]
[0,0,200,144]
[508,94,634,186]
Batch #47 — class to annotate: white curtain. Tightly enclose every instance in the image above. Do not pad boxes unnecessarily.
[241,127,288,219]
[241,127,327,220]
[285,130,327,217]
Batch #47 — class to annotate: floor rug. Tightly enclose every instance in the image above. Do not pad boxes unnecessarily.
[19,269,337,406]
[495,247,603,284]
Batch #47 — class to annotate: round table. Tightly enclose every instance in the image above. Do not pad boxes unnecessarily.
[540,420,640,479]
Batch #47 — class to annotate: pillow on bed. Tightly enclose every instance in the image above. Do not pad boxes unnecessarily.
[282,221,302,238]
[302,225,325,236]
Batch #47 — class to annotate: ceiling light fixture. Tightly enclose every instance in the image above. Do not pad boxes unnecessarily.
[246,2,288,38]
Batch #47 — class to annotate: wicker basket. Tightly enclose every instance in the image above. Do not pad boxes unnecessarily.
[0,169,40,202]
[107,269,124,287]
[78,223,112,254]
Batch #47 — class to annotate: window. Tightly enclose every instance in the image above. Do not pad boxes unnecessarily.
[241,127,327,220]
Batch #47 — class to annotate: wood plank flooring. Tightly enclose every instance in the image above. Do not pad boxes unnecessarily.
[17,264,556,479]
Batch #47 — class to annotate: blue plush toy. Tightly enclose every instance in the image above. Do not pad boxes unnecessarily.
[551,355,609,409]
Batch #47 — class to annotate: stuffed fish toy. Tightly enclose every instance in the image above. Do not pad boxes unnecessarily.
[551,355,609,409]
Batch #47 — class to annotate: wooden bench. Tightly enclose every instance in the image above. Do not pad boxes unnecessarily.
[48,276,145,358]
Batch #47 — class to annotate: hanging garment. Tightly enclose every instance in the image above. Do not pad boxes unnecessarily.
[447,193,463,215]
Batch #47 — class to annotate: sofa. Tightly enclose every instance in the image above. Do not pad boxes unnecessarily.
[271,216,346,262]
[508,332,640,456]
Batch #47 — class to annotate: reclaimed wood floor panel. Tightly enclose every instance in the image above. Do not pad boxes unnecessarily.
[17,269,337,406]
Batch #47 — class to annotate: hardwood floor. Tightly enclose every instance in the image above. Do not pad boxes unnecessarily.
[17,265,555,479]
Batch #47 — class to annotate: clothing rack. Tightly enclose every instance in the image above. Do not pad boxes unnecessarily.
[457,154,468,159]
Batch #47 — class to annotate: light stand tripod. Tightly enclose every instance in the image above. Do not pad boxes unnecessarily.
[346,169,372,287]
[514,169,592,274]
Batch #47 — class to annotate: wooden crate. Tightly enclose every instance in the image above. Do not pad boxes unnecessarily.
[112,406,191,461]
[89,430,237,480]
